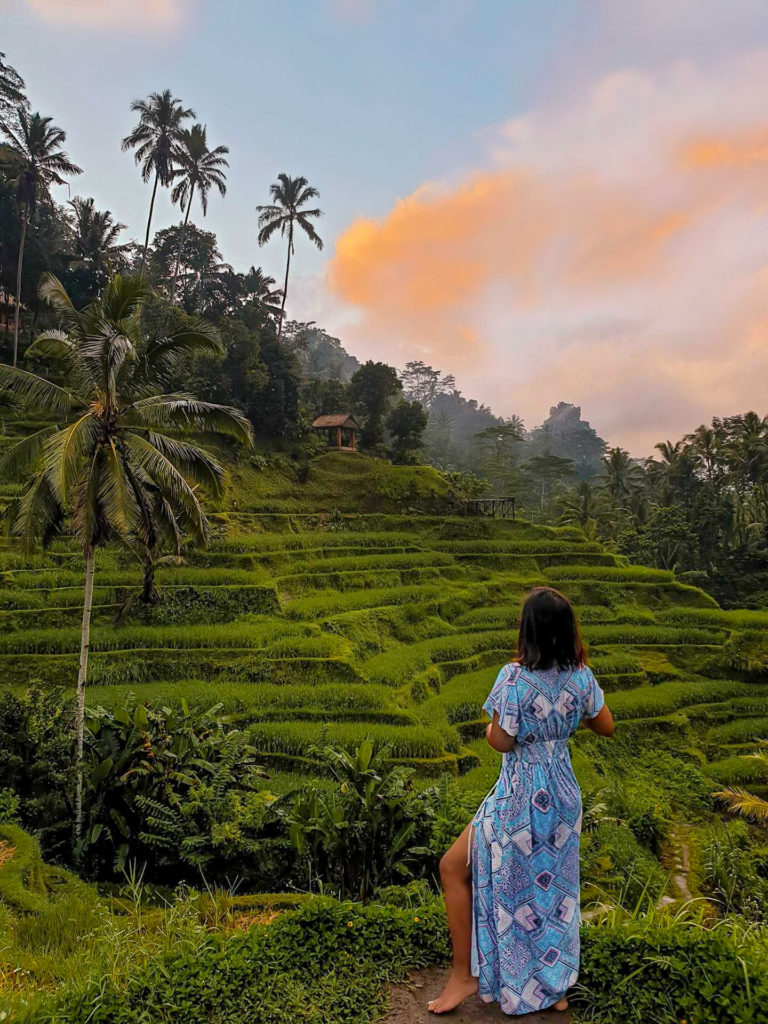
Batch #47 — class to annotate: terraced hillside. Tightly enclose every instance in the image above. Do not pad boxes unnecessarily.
[2,452,766,796]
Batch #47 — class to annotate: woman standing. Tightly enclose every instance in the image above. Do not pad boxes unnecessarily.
[429,587,614,1016]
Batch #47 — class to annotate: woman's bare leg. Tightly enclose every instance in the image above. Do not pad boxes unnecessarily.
[428,822,478,1014]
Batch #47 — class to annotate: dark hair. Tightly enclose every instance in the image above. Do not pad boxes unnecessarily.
[517,587,586,670]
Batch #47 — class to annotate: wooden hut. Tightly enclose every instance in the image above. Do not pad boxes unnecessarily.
[311,413,361,451]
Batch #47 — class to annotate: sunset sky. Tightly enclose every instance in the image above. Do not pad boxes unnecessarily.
[3,0,768,453]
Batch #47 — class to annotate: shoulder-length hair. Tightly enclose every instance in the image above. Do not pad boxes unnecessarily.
[517,586,586,670]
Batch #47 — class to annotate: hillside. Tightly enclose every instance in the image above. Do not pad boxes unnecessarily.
[1,451,765,792]
[1,451,768,1021]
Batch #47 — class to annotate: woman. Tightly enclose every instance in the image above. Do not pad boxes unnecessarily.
[429,587,614,1016]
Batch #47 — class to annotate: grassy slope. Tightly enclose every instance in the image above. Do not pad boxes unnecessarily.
[0,450,765,787]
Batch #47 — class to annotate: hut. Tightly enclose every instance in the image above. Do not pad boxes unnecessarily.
[311,413,361,451]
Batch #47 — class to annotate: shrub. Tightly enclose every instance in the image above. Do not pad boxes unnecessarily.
[577,915,768,1024]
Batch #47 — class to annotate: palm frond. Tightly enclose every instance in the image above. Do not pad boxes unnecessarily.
[44,413,100,505]
[141,431,224,497]
[37,273,83,331]
[126,394,252,445]
[0,363,82,414]
[14,470,64,552]
[100,437,141,536]
[125,433,209,546]
[714,786,768,825]
[0,425,59,479]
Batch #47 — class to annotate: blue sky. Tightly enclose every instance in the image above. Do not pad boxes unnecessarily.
[4,1,768,451]
[3,0,575,275]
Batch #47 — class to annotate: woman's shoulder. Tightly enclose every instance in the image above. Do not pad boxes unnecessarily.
[570,663,595,685]
[496,661,521,683]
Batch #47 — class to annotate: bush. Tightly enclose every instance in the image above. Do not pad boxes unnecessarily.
[577,915,768,1024]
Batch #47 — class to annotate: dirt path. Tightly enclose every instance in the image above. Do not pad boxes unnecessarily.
[385,968,571,1024]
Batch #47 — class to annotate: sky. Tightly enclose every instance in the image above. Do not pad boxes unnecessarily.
[2,0,768,454]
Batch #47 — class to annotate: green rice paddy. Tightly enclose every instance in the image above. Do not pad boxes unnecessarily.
[1,452,765,788]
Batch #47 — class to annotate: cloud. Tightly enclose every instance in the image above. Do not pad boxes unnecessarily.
[25,0,185,30]
[327,52,768,454]
[328,0,376,22]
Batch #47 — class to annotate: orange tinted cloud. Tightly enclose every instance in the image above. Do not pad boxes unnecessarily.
[26,0,184,30]
[326,53,768,454]
[684,127,768,168]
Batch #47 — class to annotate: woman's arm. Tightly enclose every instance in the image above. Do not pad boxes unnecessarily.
[582,703,615,737]
[486,710,517,752]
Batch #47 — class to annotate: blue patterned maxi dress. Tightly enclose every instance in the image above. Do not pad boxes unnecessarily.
[470,662,604,1015]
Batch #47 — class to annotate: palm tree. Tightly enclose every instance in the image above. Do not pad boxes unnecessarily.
[0,273,252,838]
[556,479,613,536]
[243,266,283,316]
[256,173,323,343]
[169,124,228,301]
[1,110,81,367]
[601,446,643,506]
[121,90,194,272]
[69,196,130,291]
[684,422,725,483]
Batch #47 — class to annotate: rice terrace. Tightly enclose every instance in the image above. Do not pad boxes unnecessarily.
[2,5,768,1024]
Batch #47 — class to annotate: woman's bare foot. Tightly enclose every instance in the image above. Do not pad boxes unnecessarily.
[553,996,569,1011]
[427,973,478,1014]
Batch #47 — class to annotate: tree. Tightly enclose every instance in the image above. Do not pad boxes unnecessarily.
[67,196,130,302]
[400,360,455,408]
[122,90,194,272]
[0,273,252,838]
[522,452,575,512]
[556,479,612,536]
[349,360,402,449]
[475,421,526,495]
[170,123,228,301]
[0,52,27,130]
[601,446,644,506]
[256,174,323,343]
[1,110,81,366]
[387,400,428,464]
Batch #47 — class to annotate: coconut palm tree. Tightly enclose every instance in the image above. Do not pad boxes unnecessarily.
[256,173,323,343]
[601,446,643,507]
[121,90,194,272]
[0,272,252,838]
[243,266,283,316]
[684,422,726,484]
[556,479,613,536]
[69,196,130,293]
[1,110,81,367]
[169,123,228,301]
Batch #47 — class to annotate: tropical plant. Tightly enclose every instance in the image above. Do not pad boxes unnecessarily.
[601,446,644,506]
[68,196,130,295]
[0,110,81,366]
[121,90,194,271]
[284,739,431,899]
[0,272,252,837]
[714,740,768,826]
[0,51,27,128]
[256,173,323,342]
[77,697,269,878]
[169,123,228,300]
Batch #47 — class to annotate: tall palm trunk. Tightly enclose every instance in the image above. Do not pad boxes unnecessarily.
[12,207,28,368]
[277,220,293,344]
[74,545,95,842]
[140,170,160,274]
[170,182,195,304]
